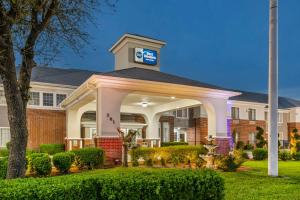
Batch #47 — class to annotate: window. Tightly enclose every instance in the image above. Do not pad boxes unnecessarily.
[28,92,40,106]
[0,90,5,105]
[0,128,10,147]
[278,112,283,123]
[264,111,268,121]
[43,93,53,106]
[56,94,67,106]
[248,132,256,145]
[248,109,256,121]
[231,107,239,119]
[176,108,188,119]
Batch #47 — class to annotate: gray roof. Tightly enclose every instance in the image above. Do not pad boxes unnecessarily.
[102,67,233,91]
[229,91,300,109]
[1,66,300,109]
[0,66,100,86]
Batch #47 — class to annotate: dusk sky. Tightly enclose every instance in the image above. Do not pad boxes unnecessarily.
[50,0,300,99]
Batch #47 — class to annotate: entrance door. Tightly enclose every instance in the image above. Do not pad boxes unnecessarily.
[162,122,170,142]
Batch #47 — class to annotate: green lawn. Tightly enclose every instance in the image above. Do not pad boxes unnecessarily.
[221,160,300,200]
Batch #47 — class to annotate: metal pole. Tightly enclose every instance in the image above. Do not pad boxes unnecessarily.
[268,0,278,177]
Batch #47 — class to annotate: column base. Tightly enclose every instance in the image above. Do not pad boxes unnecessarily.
[214,138,230,155]
[94,137,122,164]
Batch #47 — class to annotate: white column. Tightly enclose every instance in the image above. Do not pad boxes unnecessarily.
[66,109,81,138]
[145,113,161,139]
[96,88,128,136]
[268,0,278,177]
[201,98,228,138]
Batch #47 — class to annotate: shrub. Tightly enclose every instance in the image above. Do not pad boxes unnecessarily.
[6,142,10,151]
[132,159,139,167]
[161,142,188,147]
[40,144,65,155]
[235,141,244,150]
[72,148,104,169]
[145,158,153,167]
[292,152,300,161]
[131,145,207,166]
[255,127,267,148]
[279,151,292,161]
[252,148,268,160]
[30,153,52,176]
[244,144,254,151]
[0,148,9,157]
[160,158,166,167]
[0,168,224,200]
[53,152,73,173]
[216,151,245,172]
[0,157,8,179]
[196,157,207,168]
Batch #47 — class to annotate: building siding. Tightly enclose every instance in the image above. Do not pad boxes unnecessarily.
[27,109,66,149]
[0,106,9,127]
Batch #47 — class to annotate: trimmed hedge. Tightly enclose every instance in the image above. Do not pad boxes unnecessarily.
[252,148,268,160]
[28,153,52,176]
[161,142,188,147]
[279,151,292,161]
[53,152,73,173]
[292,152,300,161]
[0,168,224,200]
[72,148,104,169]
[40,144,65,155]
[0,157,8,179]
[131,145,207,165]
[0,148,9,157]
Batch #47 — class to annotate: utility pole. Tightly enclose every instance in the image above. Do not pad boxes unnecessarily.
[268,0,278,177]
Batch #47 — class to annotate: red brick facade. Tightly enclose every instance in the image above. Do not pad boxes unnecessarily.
[94,137,122,162]
[187,117,208,145]
[230,119,266,145]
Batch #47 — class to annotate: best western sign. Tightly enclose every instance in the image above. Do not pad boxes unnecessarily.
[134,48,157,65]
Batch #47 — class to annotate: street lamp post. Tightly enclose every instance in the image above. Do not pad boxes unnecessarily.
[268,0,278,177]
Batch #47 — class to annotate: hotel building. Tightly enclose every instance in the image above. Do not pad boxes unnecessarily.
[1,33,300,161]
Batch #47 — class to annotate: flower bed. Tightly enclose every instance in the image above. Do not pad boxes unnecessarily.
[131,145,207,167]
[0,168,224,200]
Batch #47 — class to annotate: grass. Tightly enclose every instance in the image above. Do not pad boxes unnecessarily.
[221,160,300,200]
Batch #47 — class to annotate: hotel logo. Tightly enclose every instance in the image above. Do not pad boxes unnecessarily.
[134,48,157,65]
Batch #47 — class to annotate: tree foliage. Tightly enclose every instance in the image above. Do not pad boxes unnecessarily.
[255,126,267,148]
[0,0,116,178]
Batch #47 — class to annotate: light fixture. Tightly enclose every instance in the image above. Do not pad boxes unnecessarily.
[171,96,176,99]
[141,102,148,108]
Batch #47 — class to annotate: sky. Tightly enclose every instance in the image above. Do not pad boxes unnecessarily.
[49,0,300,99]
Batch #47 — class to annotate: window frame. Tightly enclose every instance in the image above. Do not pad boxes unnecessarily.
[231,107,240,119]
[176,108,189,119]
[278,112,283,123]
[0,127,10,148]
[248,108,256,121]
[42,92,54,107]
[0,90,6,105]
[28,91,40,106]
[56,93,67,106]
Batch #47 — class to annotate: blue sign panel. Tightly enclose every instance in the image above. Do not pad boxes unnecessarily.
[134,48,157,65]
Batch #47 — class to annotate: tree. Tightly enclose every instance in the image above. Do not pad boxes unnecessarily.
[117,128,139,167]
[290,128,300,154]
[255,127,267,148]
[0,0,115,179]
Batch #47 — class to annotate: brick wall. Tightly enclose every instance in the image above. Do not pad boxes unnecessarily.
[187,117,208,145]
[159,116,175,141]
[94,137,122,162]
[230,119,266,145]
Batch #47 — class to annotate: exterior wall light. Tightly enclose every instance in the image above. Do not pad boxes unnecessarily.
[141,102,148,108]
